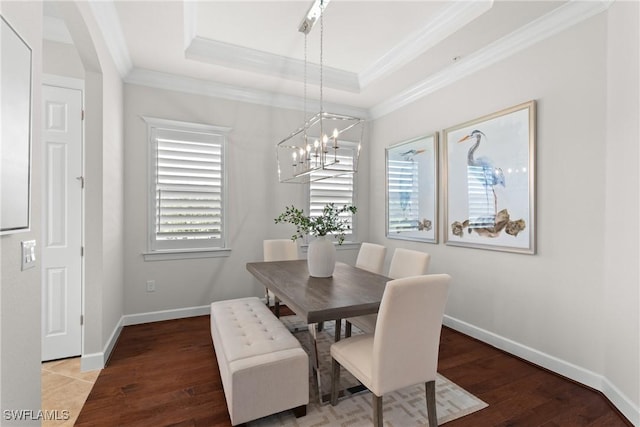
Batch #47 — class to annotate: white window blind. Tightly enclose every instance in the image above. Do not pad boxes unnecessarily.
[387,159,419,232]
[309,149,356,240]
[145,118,229,252]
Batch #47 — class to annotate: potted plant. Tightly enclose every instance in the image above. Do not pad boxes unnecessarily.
[275,203,357,277]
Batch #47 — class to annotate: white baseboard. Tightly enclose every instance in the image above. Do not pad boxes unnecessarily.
[122,305,211,326]
[81,306,210,372]
[81,315,124,372]
[602,376,640,426]
[443,315,639,426]
[80,352,104,372]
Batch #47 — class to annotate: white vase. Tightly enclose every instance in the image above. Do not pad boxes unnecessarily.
[307,236,336,278]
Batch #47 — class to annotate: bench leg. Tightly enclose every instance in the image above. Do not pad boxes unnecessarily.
[291,404,307,418]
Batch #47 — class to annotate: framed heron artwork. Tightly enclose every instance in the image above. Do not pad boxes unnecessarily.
[443,101,536,254]
[385,133,438,243]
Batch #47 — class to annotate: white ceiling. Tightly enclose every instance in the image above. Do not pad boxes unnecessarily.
[43,0,612,118]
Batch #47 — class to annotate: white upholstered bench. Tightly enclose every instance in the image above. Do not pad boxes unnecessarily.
[210,297,308,426]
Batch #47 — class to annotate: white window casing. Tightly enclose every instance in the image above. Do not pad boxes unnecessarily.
[143,117,231,258]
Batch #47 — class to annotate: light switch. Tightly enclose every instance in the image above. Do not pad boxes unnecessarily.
[21,240,36,271]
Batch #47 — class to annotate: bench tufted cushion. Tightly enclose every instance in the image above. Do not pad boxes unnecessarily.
[211,297,301,362]
[210,297,308,425]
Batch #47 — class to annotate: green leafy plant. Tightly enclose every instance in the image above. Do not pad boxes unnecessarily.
[275,203,357,245]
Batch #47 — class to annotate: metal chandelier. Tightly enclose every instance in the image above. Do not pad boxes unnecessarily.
[276,0,364,184]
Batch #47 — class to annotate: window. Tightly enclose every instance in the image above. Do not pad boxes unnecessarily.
[144,117,231,255]
[308,143,357,242]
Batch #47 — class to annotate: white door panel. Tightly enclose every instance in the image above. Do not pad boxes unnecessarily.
[42,84,83,361]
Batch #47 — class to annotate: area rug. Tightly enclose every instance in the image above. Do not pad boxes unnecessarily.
[250,316,488,426]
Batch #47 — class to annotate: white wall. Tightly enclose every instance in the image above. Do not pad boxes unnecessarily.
[0,2,43,424]
[74,1,125,367]
[122,84,368,315]
[369,8,638,424]
[43,1,125,369]
[42,39,83,79]
[603,0,640,417]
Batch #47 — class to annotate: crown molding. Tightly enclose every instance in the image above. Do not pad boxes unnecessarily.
[90,0,611,123]
[185,36,360,93]
[87,0,132,78]
[359,0,493,88]
[124,68,369,119]
[183,1,198,51]
[182,1,359,92]
[369,0,613,120]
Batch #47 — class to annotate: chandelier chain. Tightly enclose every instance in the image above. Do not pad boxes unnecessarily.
[320,0,324,137]
[304,33,307,133]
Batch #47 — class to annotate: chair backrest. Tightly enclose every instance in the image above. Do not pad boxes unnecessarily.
[371,274,451,396]
[355,242,387,275]
[387,248,431,279]
[263,239,298,262]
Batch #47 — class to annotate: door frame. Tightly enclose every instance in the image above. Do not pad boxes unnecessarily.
[41,73,85,359]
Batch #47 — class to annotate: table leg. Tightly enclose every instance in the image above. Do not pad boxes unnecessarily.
[274,298,280,318]
[308,319,342,405]
[308,323,323,404]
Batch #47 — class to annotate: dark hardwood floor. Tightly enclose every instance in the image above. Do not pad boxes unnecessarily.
[75,314,631,427]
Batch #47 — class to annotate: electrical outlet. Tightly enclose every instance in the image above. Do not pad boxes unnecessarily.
[146,280,155,292]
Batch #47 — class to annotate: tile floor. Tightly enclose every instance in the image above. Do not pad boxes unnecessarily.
[41,358,100,426]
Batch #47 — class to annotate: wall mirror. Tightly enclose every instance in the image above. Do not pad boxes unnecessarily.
[385,133,438,243]
[1,15,32,234]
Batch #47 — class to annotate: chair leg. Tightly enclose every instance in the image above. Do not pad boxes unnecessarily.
[345,320,352,338]
[330,358,340,406]
[274,298,280,318]
[264,287,270,306]
[372,394,383,427]
[426,380,437,426]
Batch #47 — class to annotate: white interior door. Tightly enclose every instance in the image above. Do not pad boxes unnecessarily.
[41,83,83,361]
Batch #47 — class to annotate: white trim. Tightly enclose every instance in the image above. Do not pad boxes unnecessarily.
[125,68,369,119]
[80,352,104,372]
[141,116,231,135]
[79,305,210,371]
[443,315,639,425]
[300,241,361,253]
[359,0,493,88]
[87,0,132,78]
[143,248,232,262]
[80,315,124,372]
[369,0,613,119]
[186,37,359,93]
[122,305,211,327]
[183,1,198,51]
[142,116,231,254]
[602,377,640,426]
[92,0,611,120]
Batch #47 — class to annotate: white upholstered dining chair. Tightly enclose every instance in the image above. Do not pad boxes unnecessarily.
[347,247,431,335]
[330,274,451,427]
[263,239,298,315]
[355,242,387,275]
[388,247,431,279]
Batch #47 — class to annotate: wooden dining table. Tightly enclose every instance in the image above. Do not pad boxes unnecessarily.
[246,259,390,403]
